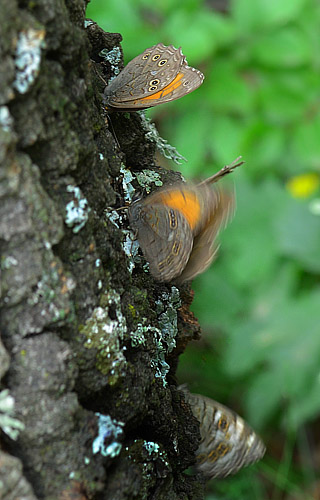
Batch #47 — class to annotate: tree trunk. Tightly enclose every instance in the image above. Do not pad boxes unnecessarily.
[0,1,205,499]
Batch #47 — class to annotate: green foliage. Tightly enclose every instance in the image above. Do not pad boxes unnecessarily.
[86,0,320,498]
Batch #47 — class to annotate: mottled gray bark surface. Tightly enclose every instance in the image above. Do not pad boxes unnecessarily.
[0,1,205,498]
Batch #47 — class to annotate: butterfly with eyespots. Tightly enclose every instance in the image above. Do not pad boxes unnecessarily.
[180,387,266,479]
[104,43,204,111]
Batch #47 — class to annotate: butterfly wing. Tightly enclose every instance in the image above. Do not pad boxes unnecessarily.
[129,202,193,282]
[176,188,234,283]
[127,62,204,110]
[104,44,183,108]
[104,44,204,110]
[181,389,266,479]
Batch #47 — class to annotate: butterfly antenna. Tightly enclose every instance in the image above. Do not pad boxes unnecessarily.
[93,63,109,86]
[106,114,121,150]
[199,156,245,186]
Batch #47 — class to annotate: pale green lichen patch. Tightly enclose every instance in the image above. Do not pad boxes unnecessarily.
[120,165,135,203]
[122,230,140,274]
[99,47,122,79]
[84,19,95,28]
[156,286,181,353]
[0,389,25,440]
[129,323,149,347]
[81,290,127,382]
[143,441,160,455]
[65,185,91,233]
[146,287,181,386]
[148,324,171,387]
[150,351,170,387]
[135,169,163,193]
[105,208,122,228]
[140,114,187,165]
[13,28,46,94]
[92,413,124,458]
[142,440,170,468]
[0,106,13,132]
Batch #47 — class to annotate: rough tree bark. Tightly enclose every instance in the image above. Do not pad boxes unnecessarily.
[0,1,205,499]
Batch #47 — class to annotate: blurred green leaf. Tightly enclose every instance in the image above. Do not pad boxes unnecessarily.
[291,116,320,169]
[191,260,248,330]
[250,27,312,68]
[228,289,320,428]
[210,115,245,165]
[240,119,286,174]
[224,263,300,375]
[231,0,308,32]
[246,371,284,429]
[167,109,212,176]
[207,60,254,115]
[223,178,284,288]
[257,71,314,124]
[164,9,235,61]
[274,197,320,272]
[288,375,320,428]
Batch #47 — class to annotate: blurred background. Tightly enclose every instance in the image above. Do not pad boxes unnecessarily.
[86,1,320,498]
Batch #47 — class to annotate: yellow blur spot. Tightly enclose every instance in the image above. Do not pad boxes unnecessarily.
[286,173,320,198]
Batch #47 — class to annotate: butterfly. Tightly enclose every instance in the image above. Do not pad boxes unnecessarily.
[180,387,266,479]
[128,157,244,284]
[103,43,204,111]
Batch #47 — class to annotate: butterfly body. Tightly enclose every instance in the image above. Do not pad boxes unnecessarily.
[181,389,266,479]
[104,43,204,111]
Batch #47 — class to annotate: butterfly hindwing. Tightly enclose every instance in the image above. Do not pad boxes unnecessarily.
[129,202,193,282]
[180,389,266,479]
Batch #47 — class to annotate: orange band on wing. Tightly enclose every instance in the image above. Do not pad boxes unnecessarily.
[158,190,201,230]
[141,72,184,101]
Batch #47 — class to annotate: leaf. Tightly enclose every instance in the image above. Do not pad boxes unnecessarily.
[291,116,320,169]
[274,197,320,273]
[226,289,320,428]
[164,9,236,61]
[207,60,254,115]
[250,27,312,68]
[167,109,212,176]
[210,115,245,165]
[240,119,287,174]
[231,0,308,32]
[192,262,248,330]
[246,371,284,429]
[288,376,320,429]
[223,178,285,288]
[257,70,314,124]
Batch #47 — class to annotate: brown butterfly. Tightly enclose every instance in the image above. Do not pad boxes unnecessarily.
[180,387,266,479]
[128,157,244,283]
[104,43,204,111]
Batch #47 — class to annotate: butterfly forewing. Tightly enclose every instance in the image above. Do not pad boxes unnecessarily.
[181,389,266,479]
[177,189,234,283]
